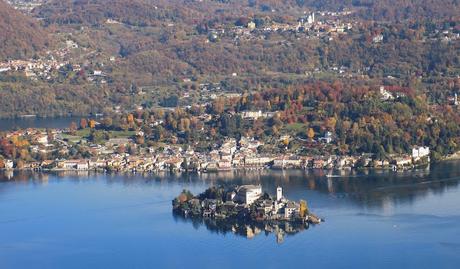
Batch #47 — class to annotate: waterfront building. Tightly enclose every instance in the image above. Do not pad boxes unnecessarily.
[5,159,14,170]
[412,146,430,160]
[235,185,262,205]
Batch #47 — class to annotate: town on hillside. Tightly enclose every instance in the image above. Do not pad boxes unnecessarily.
[0,124,431,173]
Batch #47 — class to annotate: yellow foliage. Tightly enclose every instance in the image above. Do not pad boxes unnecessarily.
[283,138,290,146]
[307,128,315,139]
[89,119,96,129]
[300,200,309,217]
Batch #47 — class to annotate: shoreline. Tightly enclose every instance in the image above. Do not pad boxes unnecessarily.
[0,162,434,174]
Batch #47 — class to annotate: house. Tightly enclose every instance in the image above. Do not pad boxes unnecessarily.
[220,138,237,155]
[220,153,233,162]
[373,34,384,43]
[373,159,390,168]
[59,160,88,170]
[34,134,49,145]
[412,146,430,160]
[392,156,413,167]
[5,159,14,170]
[235,185,262,205]
[166,158,183,171]
[272,156,302,169]
[244,156,273,167]
[283,202,298,219]
[319,131,333,144]
[89,158,107,169]
[380,86,394,101]
[23,162,41,170]
[41,160,55,168]
[217,160,232,170]
[106,138,132,147]
[240,111,276,120]
[77,160,89,170]
[232,154,244,166]
[247,21,256,30]
[312,158,325,169]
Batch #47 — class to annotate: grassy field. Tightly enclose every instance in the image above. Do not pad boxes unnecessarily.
[60,129,136,143]
[284,123,307,134]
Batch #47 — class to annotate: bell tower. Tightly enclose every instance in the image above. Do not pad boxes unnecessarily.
[276,186,283,201]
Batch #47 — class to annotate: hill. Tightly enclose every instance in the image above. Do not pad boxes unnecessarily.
[0,1,49,60]
[35,0,206,26]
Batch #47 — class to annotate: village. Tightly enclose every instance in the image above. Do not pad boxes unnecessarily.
[172,185,321,243]
[205,10,356,43]
[0,122,431,173]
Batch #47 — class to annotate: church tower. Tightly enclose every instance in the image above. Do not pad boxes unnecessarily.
[276,186,283,201]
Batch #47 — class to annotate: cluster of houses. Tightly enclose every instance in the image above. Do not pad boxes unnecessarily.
[0,29,108,85]
[6,0,43,13]
[173,185,321,225]
[206,10,356,43]
[0,125,431,172]
[173,185,315,243]
[0,58,67,80]
[379,86,408,101]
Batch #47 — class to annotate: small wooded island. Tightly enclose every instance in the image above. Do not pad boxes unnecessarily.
[173,185,322,232]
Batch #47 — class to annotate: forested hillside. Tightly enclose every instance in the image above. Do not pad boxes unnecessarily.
[0,0,459,118]
[36,0,460,25]
[0,0,49,60]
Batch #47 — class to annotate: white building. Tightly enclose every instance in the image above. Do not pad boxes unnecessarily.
[276,186,283,202]
[0,67,11,73]
[240,111,276,120]
[5,159,14,170]
[307,13,315,24]
[76,161,89,170]
[412,146,430,160]
[283,202,298,219]
[36,135,49,145]
[320,131,333,144]
[60,160,88,170]
[380,86,394,100]
[373,34,384,43]
[235,185,262,205]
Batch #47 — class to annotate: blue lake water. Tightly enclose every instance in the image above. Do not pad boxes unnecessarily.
[0,117,88,131]
[1,163,460,268]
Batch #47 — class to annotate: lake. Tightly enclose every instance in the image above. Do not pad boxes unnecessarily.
[0,117,89,131]
[1,163,460,268]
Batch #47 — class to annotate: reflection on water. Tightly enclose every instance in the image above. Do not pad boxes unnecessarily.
[1,162,460,268]
[2,161,459,212]
[173,211,310,244]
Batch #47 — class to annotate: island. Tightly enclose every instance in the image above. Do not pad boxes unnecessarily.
[172,185,322,243]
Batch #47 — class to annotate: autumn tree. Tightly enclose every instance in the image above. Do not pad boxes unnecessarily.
[212,98,225,114]
[127,114,135,125]
[80,118,88,129]
[16,160,24,169]
[69,122,78,134]
[103,117,113,128]
[136,136,145,145]
[299,200,309,217]
[117,144,126,154]
[307,128,315,140]
[89,119,96,129]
